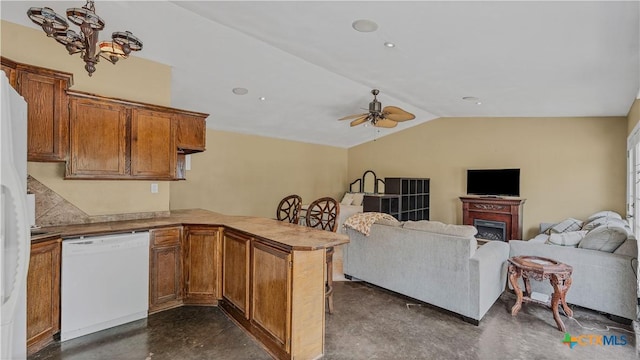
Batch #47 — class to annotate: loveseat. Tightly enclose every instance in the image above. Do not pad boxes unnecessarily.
[509,211,638,321]
[344,219,510,323]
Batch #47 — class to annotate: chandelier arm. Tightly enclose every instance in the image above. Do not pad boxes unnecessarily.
[27,7,69,36]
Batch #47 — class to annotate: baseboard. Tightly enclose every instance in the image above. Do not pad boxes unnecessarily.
[461,316,480,326]
[606,314,633,325]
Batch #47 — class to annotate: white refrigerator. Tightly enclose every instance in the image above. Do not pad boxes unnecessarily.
[1,72,30,359]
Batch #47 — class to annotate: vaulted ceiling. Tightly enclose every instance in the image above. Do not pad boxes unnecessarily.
[2,1,639,148]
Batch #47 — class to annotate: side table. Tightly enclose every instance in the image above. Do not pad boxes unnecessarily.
[508,256,573,331]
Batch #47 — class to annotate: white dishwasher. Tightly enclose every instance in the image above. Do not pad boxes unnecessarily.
[61,231,150,341]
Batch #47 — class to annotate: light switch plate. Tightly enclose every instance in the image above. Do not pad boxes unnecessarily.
[151,183,158,193]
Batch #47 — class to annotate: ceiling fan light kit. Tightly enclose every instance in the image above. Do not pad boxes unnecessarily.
[27,0,143,77]
[339,89,415,128]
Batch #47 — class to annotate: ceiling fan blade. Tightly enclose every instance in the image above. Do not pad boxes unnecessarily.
[374,118,398,128]
[350,116,369,127]
[339,113,369,120]
[382,106,416,121]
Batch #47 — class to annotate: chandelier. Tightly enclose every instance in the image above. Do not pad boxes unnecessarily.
[27,0,143,77]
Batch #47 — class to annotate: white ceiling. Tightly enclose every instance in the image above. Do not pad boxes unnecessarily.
[2,1,639,148]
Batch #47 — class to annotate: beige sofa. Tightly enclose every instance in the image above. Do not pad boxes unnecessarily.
[344,220,510,324]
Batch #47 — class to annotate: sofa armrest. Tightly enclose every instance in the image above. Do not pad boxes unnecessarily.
[469,241,510,321]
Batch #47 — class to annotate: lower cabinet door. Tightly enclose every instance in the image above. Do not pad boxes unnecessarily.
[183,227,220,304]
[149,245,182,312]
[149,227,183,313]
[27,238,61,354]
[222,230,251,318]
[251,242,292,352]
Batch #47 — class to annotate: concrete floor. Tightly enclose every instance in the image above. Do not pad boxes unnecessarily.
[30,281,637,360]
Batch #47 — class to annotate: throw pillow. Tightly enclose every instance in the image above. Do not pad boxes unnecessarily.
[340,193,354,205]
[545,231,587,247]
[351,193,365,206]
[403,220,478,237]
[582,216,630,232]
[548,218,583,234]
[578,224,628,252]
[586,211,623,222]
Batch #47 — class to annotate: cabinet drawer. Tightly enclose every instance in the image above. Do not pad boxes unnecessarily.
[151,227,182,246]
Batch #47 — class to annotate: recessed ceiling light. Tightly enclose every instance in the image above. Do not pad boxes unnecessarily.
[462,96,482,105]
[352,19,378,32]
[232,87,248,95]
[259,97,266,101]
[384,42,395,48]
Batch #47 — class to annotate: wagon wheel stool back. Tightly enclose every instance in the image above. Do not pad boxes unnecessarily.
[276,194,302,224]
[305,197,340,314]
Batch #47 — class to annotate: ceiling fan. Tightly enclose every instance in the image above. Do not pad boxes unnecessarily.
[339,89,415,128]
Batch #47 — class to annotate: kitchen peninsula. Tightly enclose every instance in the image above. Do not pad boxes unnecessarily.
[31,209,349,360]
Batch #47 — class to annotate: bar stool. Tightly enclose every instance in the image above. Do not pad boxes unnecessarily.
[305,197,340,313]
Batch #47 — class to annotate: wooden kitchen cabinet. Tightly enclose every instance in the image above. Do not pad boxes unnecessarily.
[2,58,208,178]
[1,57,18,87]
[149,227,183,314]
[27,237,61,355]
[1,57,73,162]
[220,235,326,360]
[67,96,128,178]
[183,226,221,305]
[131,109,176,179]
[175,113,206,153]
[65,91,207,180]
[222,229,251,318]
[251,242,292,352]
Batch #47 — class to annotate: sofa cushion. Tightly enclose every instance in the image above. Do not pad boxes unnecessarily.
[587,210,623,222]
[546,231,587,247]
[578,224,628,252]
[547,218,583,234]
[403,220,478,238]
[613,238,638,257]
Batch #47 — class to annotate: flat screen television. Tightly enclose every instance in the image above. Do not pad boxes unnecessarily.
[466,168,520,197]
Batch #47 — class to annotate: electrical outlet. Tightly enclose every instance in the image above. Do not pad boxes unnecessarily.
[151,183,158,193]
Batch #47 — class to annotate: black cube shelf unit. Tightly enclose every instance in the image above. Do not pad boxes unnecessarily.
[363,177,430,221]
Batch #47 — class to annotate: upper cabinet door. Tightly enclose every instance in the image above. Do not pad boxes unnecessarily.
[175,114,206,153]
[18,71,70,162]
[130,109,176,179]
[67,97,128,178]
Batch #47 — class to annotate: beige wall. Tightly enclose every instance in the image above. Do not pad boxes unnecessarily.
[2,20,172,216]
[170,129,348,218]
[348,117,627,239]
[629,99,640,135]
